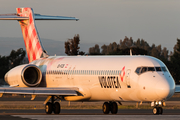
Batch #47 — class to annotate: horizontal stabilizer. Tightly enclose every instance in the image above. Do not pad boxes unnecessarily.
[0,7,78,62]
[0,87,79,96]
[34,14,79,21]
[0,13,79,21]
[0,14,28,20]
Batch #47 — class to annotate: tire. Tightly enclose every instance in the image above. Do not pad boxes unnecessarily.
[45,102,53,114]
[153,107,159,115]
[158,107,163,115]
[102,102,110,114]
[53,102,61,114]
[110,102,118,114]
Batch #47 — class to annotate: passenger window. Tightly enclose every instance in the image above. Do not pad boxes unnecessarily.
[135,67,142,74]
[141,67,147,73]
[148,67,155,72]
[155,67,162,71]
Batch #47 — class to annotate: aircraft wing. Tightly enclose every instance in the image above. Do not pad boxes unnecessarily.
[175,85,180,93]
[0,87,79,96]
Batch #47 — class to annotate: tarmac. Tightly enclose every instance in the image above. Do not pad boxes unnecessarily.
[1,109,180,120]
[1,94,180,120]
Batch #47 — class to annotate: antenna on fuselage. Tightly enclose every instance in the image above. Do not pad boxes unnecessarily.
[130,49,132,56]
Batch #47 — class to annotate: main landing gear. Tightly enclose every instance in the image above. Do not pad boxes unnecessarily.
[102,102,118,114]
[45,96,61,114]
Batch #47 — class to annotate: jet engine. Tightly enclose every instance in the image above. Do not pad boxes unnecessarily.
[4,64,42,87]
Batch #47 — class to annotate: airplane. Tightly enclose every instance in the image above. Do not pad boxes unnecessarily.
[0,7,179,115]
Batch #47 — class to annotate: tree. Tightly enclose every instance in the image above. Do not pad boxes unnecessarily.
[108,47,147,55]
[0,48,26,80]
[65,34,85,56]
[0,55,9,78]
[8,48,26,69]
[101,44,108,55]
[170,39,180,84]
[89,44,101,55]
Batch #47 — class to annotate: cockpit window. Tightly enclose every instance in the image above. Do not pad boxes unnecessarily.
[141,67,147,73]
[161,67,167,72]
[135,66,167,75]
[135,67,142,74]
[147,67,155,71]
[155,67,162,71]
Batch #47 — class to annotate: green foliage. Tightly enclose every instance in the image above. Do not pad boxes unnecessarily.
[169,39,180,84]
[89,36,168,58]
[108,47,148,55]
[0,48,26,79]
[89,44,101,55]
[0,55,9,78]
[8,48,26,69]
[65,34,85,56]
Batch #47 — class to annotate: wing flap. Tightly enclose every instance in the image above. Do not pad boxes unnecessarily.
[0,87,79,96]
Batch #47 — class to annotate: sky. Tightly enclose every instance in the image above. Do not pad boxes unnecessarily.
[0,0,180,54]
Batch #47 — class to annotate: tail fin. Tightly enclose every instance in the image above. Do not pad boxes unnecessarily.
[0,7,78,63]
[16,8,47,62]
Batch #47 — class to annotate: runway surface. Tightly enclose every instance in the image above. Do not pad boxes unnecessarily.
[1,94,180,119]
[1,109,180,120]
[0,106,180,120]
[1,109,180,115]
[9,115,180,120]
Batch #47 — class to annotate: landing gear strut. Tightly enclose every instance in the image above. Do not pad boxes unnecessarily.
[102,102,118,114]
[45,96,61,114]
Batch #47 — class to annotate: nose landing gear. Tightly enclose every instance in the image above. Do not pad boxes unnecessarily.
[153,106,163,115]
[102,102,118,114]
[151,101,164,115]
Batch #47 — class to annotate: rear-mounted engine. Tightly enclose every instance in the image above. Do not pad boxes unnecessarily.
[4,64,42,87]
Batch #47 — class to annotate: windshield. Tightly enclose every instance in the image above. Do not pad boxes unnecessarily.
[135,66,167,75]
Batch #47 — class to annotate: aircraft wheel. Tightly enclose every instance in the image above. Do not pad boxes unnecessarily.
[153,107,159,115]
[53,102,61,114]
[102,102,110,114]
[45,102,53,114]
[158,107,163,115]
[110,102,118,114]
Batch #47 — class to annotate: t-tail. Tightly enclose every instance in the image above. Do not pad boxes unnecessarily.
[0,7,78,62]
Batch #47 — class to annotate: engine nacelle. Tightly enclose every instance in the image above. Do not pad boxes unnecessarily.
[4,64,42,87]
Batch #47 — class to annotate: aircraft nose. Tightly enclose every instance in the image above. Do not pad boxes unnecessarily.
[155,80,174,100]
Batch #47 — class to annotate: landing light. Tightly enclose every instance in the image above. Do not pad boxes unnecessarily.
[159,101,162,105]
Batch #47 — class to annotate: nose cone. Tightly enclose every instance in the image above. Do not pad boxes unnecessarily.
[156,80,175,100]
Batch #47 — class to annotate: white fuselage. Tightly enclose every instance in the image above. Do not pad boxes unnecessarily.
[30,55,175,102]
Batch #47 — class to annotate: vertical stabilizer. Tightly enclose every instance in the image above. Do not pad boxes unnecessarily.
[16,7,48,62]
[0,7,78,63]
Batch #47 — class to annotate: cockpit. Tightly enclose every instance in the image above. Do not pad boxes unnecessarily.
[135,66,167,75]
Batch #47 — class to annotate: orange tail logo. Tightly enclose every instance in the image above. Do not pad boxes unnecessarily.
[16,8,44,63]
